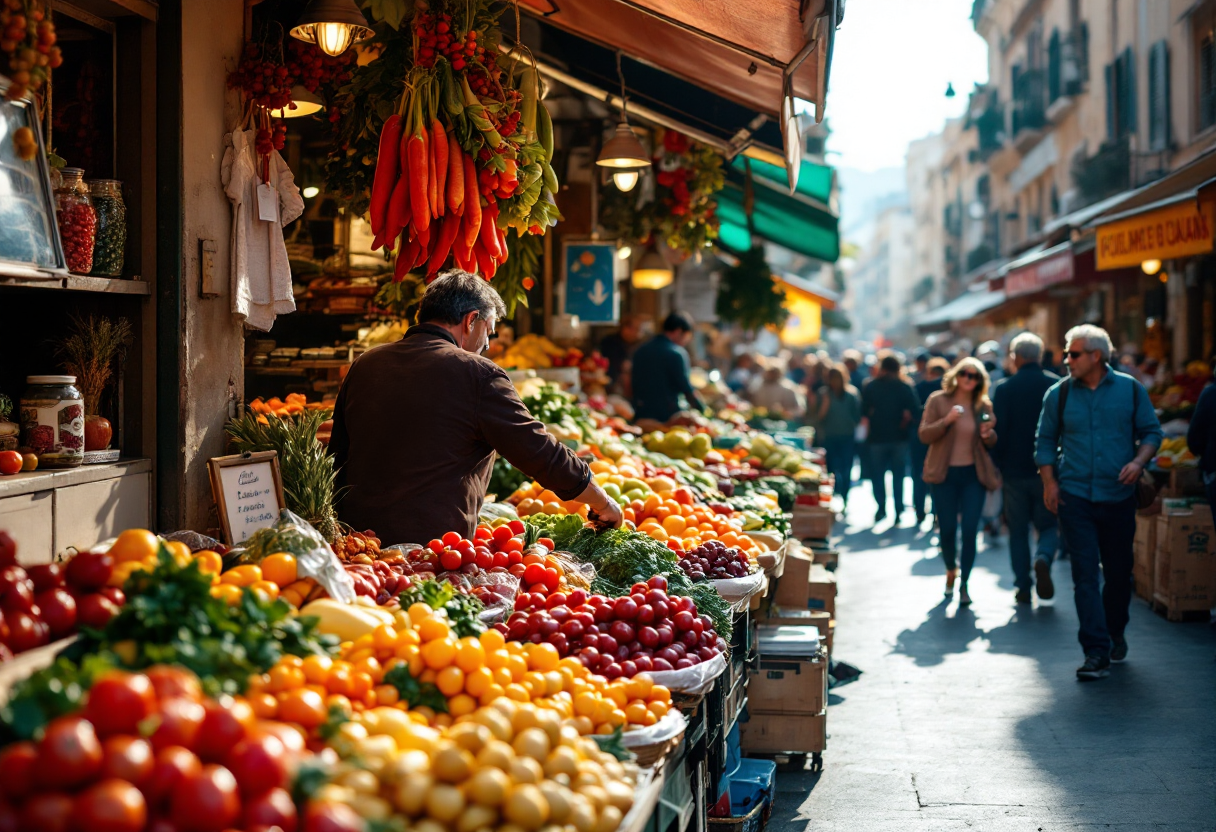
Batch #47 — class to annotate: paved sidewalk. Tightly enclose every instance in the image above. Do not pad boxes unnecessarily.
[768,484,1216,832]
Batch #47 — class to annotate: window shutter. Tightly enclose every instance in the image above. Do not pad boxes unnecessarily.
[1149,41,1170,151]
[1105,63,1115,139]
[1048,29,1061,102]
[1123,47,1137,135]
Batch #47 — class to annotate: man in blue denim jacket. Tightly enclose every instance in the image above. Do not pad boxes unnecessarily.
[1035,325,1162,681]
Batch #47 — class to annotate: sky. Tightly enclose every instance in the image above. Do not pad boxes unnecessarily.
[816,0,990,173]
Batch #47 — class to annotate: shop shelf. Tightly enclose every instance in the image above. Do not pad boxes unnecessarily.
[0,268,150,295]
[0,458,151,500]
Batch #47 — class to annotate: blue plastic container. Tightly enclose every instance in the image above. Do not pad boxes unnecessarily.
[729,758,777,816]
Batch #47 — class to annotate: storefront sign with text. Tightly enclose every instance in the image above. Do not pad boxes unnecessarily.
[1096,200,1215,270]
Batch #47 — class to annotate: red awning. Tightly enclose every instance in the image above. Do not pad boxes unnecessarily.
[1001,242,1074,297]
[518,0,836,129]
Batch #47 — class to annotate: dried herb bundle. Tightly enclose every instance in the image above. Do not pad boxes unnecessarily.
[56,313,133,415]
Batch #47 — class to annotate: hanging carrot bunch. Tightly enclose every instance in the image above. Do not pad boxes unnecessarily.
[352,0,560,303]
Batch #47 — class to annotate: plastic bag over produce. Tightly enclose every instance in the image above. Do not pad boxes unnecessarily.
[228,509,355,603]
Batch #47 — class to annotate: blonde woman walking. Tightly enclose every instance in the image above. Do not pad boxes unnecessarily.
[918,358,1001,605]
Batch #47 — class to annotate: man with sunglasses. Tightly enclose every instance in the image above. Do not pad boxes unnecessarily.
[330,271,623,547]
[1035,325,1162,681]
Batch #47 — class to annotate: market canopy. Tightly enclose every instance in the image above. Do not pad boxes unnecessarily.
[913,287,1006,332]
[715,157,839,262]
[729,155,834,209]
[508,20,786,161]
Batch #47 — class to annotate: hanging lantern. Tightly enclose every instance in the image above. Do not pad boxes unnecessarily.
[631,247,673,290]
[290,0,373,57]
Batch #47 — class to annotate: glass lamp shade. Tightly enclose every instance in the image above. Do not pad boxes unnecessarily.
[290,0,373,56]
[281,86,324,118]
[596,122,651,169]
[612,169,640,191]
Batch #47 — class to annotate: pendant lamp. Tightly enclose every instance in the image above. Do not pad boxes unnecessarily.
[280,85,324,118]
[631,246,672,290]
[290,0,373,56]
[596,51,650,189]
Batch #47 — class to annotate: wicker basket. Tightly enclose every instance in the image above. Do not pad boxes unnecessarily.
[630,730,684,768]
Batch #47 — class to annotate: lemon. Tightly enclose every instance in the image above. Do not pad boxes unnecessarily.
[476,739,517,772]
[426,784,467,823]
[467,767,511,807]
[513,727,551,762]
[504,784,550,830]
[433,745,475,783]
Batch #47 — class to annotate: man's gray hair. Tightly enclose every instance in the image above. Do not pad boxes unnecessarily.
[417,270,507,325]
[1009,332,1043,363]
[1064,324,1113,362]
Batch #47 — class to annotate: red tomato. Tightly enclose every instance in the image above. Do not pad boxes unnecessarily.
[522,563,546,586]
[19,792,74,832]
[301,800,365,832]
[35,716,103,789]
[74,778,148,832]
[193,698,253,763]
[84,672,157,737]
[507,549,524,566]
[503,537,524,553]
[426,539,445,555]
[170,764,240,832]
[491,525,513,544]
[0,566,35,613]
[77,593,119,629]
[225,732,287,797]
[6,609,48,653]
[507,519,525,535]
[145,666,203,702]
[65,551,114,591]
[255,721,306,756]
[35,590,74,639]
[0,451,21,476]
[473,550,494,569]
[492,551,509,568]
[440,531,462,547]
[508,563,526,578]
[149,697,206,751]
[100,736,154,786]
[439,551,462,572]
[26,564,65,592]
[473,526,492,541]
[537,537,555,551]
[242,787,298,832]
[543,567,560,591]
[0,741,37,800]
[100,587,126,606]
[142,746,202,811]
[672,487,694,505]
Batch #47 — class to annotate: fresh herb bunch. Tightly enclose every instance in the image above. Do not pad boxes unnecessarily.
[227,407,341,540]
[0,654,115,742]
[715,246,788,333]
[383,661,448,712]
[521,383,595,438]
[398,577,486,637]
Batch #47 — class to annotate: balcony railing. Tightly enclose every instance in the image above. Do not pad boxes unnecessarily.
[1012,69,1048,138]
[1071,136,1130,207]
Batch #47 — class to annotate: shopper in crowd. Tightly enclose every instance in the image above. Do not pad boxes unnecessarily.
[787,350,809,385]
[992,333,1060,604]
[599,314,644,393]
[861,355,921,525]
[331,271,622,546]
[726,352,757,393]
[918,358,1000,605]
[842,349,869,391]
[910,357,949,525]
[814,365,862,511]
[1185,361,1216,522]
[1042,349,1059,374]
[630,312,704,423]
[1035,324,1162,681]
[910,349,930,384]
[748,358,807,421]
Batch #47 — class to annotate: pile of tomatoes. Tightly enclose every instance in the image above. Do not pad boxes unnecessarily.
[0,665,326,832]
[0,533,124,661]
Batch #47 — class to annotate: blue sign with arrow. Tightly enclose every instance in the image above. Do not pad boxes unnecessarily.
[563,241,618,324]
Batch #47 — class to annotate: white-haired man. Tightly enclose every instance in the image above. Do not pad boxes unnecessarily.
[1035,325,1162,681]
[992,332,1060,604]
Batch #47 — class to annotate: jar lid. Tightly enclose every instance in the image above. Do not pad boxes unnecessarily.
[60,167,84,176]
[27,375,77,385]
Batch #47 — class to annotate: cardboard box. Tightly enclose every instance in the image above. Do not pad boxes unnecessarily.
[791,505,833,540]
[739,711,826,754]
[760,606,831,634]
[807,564,837,616]
[747,655,826,714]
[1133,514,1157,601]
[1153,509,1216,617]
[772,548,813,608]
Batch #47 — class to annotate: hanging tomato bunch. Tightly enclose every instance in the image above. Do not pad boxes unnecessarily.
[326,0,561,312]
[0,0,62,101]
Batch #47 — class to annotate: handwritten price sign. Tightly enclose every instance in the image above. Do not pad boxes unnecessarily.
[208,451,285,545]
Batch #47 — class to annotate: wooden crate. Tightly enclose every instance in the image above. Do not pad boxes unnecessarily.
[1133,514,1157,602]
[1152,508,1216,621]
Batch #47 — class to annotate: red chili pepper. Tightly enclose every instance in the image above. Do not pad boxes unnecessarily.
[385,176,410,248]
[495,225,508,264]
[408,126,430,234]
[394,234,419,282]
[462,154,482,254]
[446,136,464,215]
[431,119,448,217]
[479,200,502,261]
[368,114,402,238]
[425,215,462,277]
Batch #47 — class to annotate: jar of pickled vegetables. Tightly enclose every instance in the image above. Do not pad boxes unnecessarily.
[54,168,96,275]
[88,179,126,277]
[20,376,84,468]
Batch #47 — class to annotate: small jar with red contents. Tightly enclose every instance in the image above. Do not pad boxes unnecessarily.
[54,167,97,274]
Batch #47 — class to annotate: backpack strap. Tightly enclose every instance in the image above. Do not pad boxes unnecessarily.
[1055,378,1070,458]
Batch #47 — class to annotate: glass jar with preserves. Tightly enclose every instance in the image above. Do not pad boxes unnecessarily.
[20,376,85,468]
[54,167,96,275]
[88,179,126,277]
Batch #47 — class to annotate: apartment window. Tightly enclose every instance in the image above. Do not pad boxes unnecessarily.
[1201,32,1216,130]
[1048,28,1062,102]
[1148,40,1171,150]
[1105,47,1137,139]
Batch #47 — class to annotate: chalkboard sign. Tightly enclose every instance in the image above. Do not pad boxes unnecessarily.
[208,451,285,545]
[0,76,66,273]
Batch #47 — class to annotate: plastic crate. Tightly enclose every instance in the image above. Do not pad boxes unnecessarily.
[729,758,776,816]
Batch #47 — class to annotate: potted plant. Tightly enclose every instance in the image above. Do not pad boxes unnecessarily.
[56,313,133,451]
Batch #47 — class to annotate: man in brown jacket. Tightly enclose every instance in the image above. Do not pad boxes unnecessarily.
[330,271,622,546]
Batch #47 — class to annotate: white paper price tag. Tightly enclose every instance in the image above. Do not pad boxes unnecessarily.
[256,182,279,222]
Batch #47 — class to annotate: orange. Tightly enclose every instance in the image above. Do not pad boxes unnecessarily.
[194,550,223,577]
[247,691,278,719]
[465,667,493,698]
[422,637,457,670]
[661,515,686,535]
[374,684,400,707]
[436,666,465,697]
[267,664,306,693]
[325,694,354,716]
[506,653,528,682]
[485,649,509,671]
[625,675,653,701]
[527,643,560,673]
[649,684,671,702]
[604,685,628,708]
[478,683,505,706]
[301,655,333,685]
[350,672,374,701]
[492,666,514,687]
[108,561,143,588]
[504,683,531,702]
[220,564,263,587]
[278,688,326,728]
[479,629,506,653]
[455,637,486,673]
[648,700,669,718]
[260,553,298,586]
[327,662,356,697]
[418,618,450,643]
[448,693,477,717]
[249,580,280,602]
[108,529,161,564]
[163,541,192,567]
[570,716,594,735]
[625,702,651,725]
[372,624,399,652]
[408,602,434,625]
[573,691,599,718]
[210,584,243,606]
[352,656,383,682]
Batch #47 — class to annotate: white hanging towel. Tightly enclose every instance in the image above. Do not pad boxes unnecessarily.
[220,129,304,332]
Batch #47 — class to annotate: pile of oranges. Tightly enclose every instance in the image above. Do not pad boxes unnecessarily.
[631,493,759,556]
[186,550,320,608]
[246,603,672,737]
